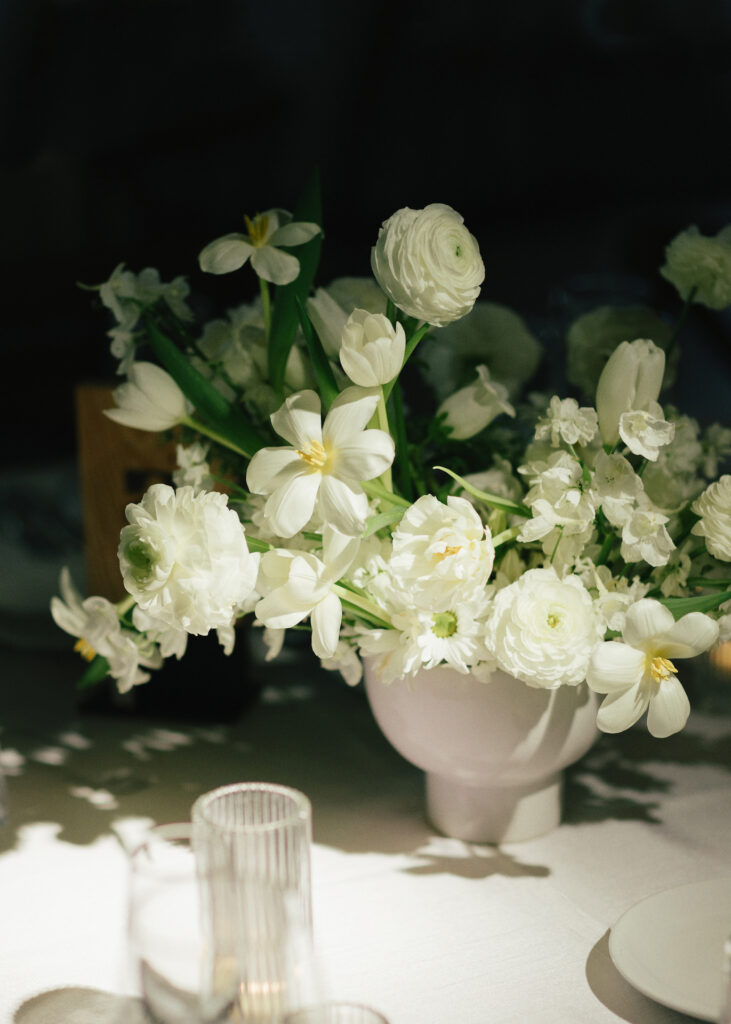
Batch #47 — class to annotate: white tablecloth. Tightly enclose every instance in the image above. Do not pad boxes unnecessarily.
[1,642,730,1023]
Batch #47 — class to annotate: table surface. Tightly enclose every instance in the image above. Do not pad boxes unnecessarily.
[1,632,730,1024]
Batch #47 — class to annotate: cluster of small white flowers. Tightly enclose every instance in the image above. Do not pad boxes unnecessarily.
[534,396,598,448]
[173,442,213,494]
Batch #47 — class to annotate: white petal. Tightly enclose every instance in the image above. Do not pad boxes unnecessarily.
[647,675,691,737]
[586,641,646,693]
[317,476,369,535]
[251,246,301,285]
[264,472,321,538]
[198,234,253,275]
[254,594,308,630]
[311,591,342,659]
[246,447,303,496]
[335,431,395,482]
[270,390,322,449]
[659,612,720,659]
[322,386,381,443]
[596,684,649,734]
[59,566,83,613]
[306,289,348,358]
[622,598,675,649]
[133,362,190,420]
[269,221,321,247]
[322,526,360,578]
[50,595,83,637]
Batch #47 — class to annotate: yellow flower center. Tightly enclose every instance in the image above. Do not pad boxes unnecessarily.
[297,440,329,471]
[74,637,97,662]
[650,655,678,684]
[434,544,461,561]
[546,612,561,628]
[245,213,270,247]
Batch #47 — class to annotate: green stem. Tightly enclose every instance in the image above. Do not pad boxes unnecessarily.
[361,479,410,508]
[388,381,413,501]
[549,527,564,565]
[184,416,251,460]
[383,323,431,402]
[375,390,393,493]
[596,533,615,567]
[686,577,731,589]
[244,534,274,554]
[492,526,522,548]
[332,584,391,628]
[260,278,272,339]
[666,285,697,355]
[115,595,135,616]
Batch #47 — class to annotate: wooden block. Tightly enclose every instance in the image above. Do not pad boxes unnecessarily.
[75,383,178,601]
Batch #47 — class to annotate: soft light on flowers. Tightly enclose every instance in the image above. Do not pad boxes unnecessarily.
[371,204,485,327]
[587,598,719,737]
[534,395,598,448]
[104,362,193,432]
[691,475,731,561]
[246,387,395,538]
[486,567,603,689]
[339,309,406,386]
[199,209,321,286]
[118,484,259,635]
[595,339,665,447]
[660,224,731,310]
[437,365,515,440]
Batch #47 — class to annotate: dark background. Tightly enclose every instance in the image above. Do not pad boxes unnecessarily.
[3,0,731,468]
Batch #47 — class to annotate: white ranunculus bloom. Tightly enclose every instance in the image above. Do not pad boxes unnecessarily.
[339,309,406,386]
[595,339,665,447]
[371,204,485,327]
[620,499,675,567]
[119,484,259,635]
[691,475,731,561]
[618,402,675,461]
[534,395,598,448]
[587,598,719,737]
[485,567,603,689]
[437,365,515,440]
[388,494,495,610]
[246,387,395,538]
[104,361,193,432]
[660,224,731,310]
[199,209,321,286]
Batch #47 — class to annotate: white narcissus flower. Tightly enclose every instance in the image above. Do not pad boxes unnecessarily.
[595,339,665,447]
[104,362,193,432]
[339,309,406,387]
[246,387,395,538]
[371,204,485,327]
[437,365,515,440]
[587,598,719,737]
[660,224,731,310]
[119,484,259,636]
[618,402,675,461]
[198,209,321,286]
[485,567,603,689]
[534,395,598,448]
[691,475,731,561]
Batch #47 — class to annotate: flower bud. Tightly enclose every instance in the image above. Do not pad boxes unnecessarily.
[104,362,192,432]
[595,339,665,447]
[339,309,405,386]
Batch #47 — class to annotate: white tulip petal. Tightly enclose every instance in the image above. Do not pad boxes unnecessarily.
[251,246,301,285]
[587,641,646,693]
[104,406,175,433]
[335,431,395,482]
[622,598,675,649]
[307,289,348,358]
[318,476,369,535]
[254,594,307,630]
[246,447,303,496]
[323,386,381,442]
[339,348,379,387]
[269,221,321,247]
[322,526,360,579]
[199,234,253,275]
[270,390,322,449]
[596,684,649,734]
[647,675,691,738]
[285,555,327,605]
[311,591,342,659]
[264,472,321,538]
[659,612,720,659]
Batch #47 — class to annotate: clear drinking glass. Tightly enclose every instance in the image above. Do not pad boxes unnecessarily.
[283,1005,391,1024]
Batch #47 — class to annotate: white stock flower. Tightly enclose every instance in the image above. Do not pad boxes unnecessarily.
[437,365,515,440]
[692,475,731,561]
[485,567,602,688]
[660,224,731,310]
[246,387,395,538]
[388,495,495,610]
[576,562,650,633]
[592,450,643,527]
[104,362,193,432]
[587,598,719,737]
[371,204,485,327]
[595,339,665,447]
[199,209,321,286]
[618,402,675,461]
[119,484,259,635]
[534,396,598,448]
[319,639,363,686]
[620,499,675,567]
[173,442,213,494]
[100,264,193,329]
[339,309,405,386]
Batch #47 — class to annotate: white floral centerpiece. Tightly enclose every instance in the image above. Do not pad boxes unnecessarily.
[54,175,731,749]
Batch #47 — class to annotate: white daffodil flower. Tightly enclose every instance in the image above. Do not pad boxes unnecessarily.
[104,362,193,432]
[254,528,360,659]
[437,365,515,440]
[198,209,321,286]
[619,401,675,461]
[595,338,665,447]
[587,598,719,737]
[246,387,395,538]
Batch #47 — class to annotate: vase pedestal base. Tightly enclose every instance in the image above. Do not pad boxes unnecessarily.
[426,771,562,844]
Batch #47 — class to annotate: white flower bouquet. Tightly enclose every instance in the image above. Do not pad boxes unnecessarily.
[54,173,731,740]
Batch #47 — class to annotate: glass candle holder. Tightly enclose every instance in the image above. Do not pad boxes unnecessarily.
[283,1005,391,1024]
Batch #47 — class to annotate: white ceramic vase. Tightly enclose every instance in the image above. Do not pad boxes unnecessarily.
[363,661,601,844]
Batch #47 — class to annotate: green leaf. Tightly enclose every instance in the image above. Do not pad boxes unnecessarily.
[659,589,731,619]
[295,296,339,410]
[76,655,111,690]
[433,466,532,517]
[362,507,405,538]
[268,168,324,397]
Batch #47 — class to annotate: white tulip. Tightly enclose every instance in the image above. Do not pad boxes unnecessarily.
[339,309,405,387]
[595,339,665,447]
[105,362,192,432]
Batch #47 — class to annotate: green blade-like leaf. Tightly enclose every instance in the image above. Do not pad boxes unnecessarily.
[433,466,532,517]
[76,654,111,689]
[295,296,339,409]
[659,589,731,619]
[362,507,405,538]
[268,168,323,397]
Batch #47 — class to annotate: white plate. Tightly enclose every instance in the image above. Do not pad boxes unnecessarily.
[609,878,731,1021]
